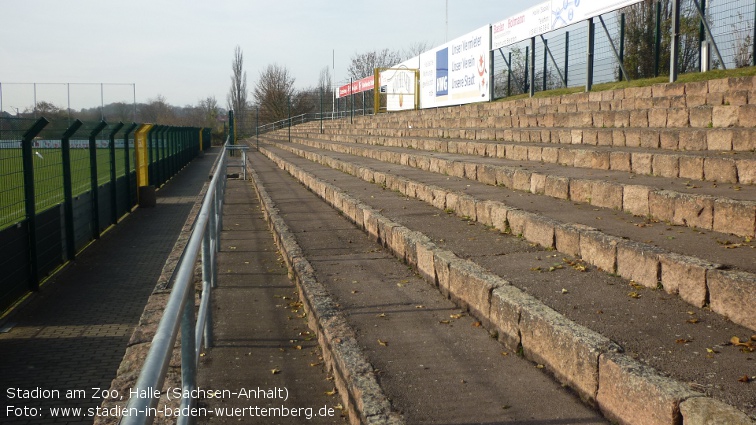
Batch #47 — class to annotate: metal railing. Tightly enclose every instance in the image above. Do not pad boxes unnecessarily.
[120,141,229,425]
[253,108,373,136]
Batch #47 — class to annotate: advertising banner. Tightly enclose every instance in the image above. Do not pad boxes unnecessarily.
[381,56,420,112]
[419,25,491,109]
[337,76,375,98]
[492,0,643,48]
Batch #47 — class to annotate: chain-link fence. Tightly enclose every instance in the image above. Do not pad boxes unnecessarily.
[493,0,754,99]
[0,116,207,313]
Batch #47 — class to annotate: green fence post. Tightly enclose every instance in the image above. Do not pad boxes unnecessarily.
[148,126,155,187]
[123,123,137,213]
[61,120,83,261]
[108,122,124,225]
[21,118,49,290]
[619,13,626,81]
[88,121,108,240]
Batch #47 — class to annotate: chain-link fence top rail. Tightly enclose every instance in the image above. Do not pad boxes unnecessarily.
[493,0,755,99]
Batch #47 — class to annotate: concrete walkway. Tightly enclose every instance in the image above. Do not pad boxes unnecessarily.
[0,149,218,425]
[197,179,343,424]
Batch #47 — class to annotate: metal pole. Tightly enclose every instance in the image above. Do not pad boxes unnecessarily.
[61,120,84,261]
[288,96,291,142]
[255,107,259,150]
[133,83,137,122]
[699,0,706,72]
[564,31,570,86]
[33,83,37,118]
[655,1,662,77]
[88,121,107,240]
[320,88,323,134]
[507,51,512,96]
[670,0,681,82]
[100,83,104,121]
[586,18,595,91]
[529,37,536,97]
[753,3,756,67]
[619,13,626,81]
[350,78,354,124]
[524,45,529,94]
[67,83,71,122]
[542,38,548,91]
[21,118,49,291]
[108,123,123,225]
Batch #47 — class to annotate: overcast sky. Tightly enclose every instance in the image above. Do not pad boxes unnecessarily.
[0,0,523,113]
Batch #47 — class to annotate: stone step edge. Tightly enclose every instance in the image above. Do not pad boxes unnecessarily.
[270,134,756,238]
[284,130,756,185]
[263,140,756,332]
[295,125,756,152]
[257,144,756,425]
[245,162,403,425]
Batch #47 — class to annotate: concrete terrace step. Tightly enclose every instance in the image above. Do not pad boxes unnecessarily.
[260,137,756,333]
[246,150,607,424]
[266,133,756,239]
[282,130,756,184]
[251,142,756,424]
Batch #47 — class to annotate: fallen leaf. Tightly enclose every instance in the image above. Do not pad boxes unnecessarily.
[294,345,302,350]
[738,375,751,383]
[501,351,509,356]
[376,313,386,318]
[415,305,425,309]
[334,404,344,410]
[676,338,692,344]
[310,362,322,367]
[706,348,720,354]
[629,281,644,290]
[351,290,359,294]
[439,320,451,324]
[271,368,281,375]
[687,318,700,324]
[628,292,641,299]
[325,389,337,396]
[450,313,465,319]
[378,339,388,346]
[472,321,482,328]
[561,288,569,294]
[536,364,545,369]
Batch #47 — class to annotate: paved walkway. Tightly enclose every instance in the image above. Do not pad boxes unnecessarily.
[0,149,218,425]
[197,179,342,424]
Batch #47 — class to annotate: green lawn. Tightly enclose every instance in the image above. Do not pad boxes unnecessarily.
[0,145,132,230]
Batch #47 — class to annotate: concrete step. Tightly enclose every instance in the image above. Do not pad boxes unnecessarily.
[247,150,607,424]
[277,130,756,184]
[251,142,756,424]
[260,137,756,332]
[266,133,756,238]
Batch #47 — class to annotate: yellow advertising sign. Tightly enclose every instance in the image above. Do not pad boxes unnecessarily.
[134,124,153,188]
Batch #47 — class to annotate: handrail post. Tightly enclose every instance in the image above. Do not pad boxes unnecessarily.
[178,286,197,425]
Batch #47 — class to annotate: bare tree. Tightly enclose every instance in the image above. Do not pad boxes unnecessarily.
[227,46,247,133]
[403,41,431,60]
[253,63,297,124]
[732,12,753,68]
[347,48,403,80]
[139,95,174,124]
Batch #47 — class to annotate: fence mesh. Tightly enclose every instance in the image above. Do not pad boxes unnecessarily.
[493,0,755,99]
[0,118,33,229]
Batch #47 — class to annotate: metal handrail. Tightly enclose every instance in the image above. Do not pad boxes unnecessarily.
[120,141,228,425]
[254,108,374,135]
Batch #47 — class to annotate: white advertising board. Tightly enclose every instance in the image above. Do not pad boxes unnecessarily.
[419,25,491,109]
[492,0,644,48]
[382,56,420,112]
[492,1,550,50]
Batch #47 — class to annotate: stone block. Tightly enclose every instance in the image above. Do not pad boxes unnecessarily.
[713,199,756,237]
[495,167,515,188]
[579,231,620,273]
[449,260,503,321]
[573,150,593,168]
[736,159,756,184]
[707,269,756,331]
[659,253,716,308]
[597,353,698,425]
[623,185,651,217]
[464,162,477,180]
[612,129,626,146]
[648,109,668,127]
[640,130,661,148]
[431,188,448,210]
[591,181,623,210]
[652,154,679,178]
[673,194,715,230]
[738,104,756,127]
[433,249,457,295]
[541,147,559,163]
[679,156,704,181]
[527,146,543,162]
[712,105,739,127]
[513,170,532,192]
[415,239,437,283]
[545,175,570,199]
[733,129,756,151]
[666,108,689,127]
[530,173,546,194]
[523,214,556,249]
[631,152,653,175]
[569,179,593,204]
[520,302,617,404]
[363,208,380,241]
[557,148,576,166]
[707,129,734,150]
[625,129,641,147]
[725,90,749,106]
[679,130,708,151]
[477,164,497,185]
[555,223,594,257]
[649,190,677,223]
[490,285,530,351]
[660,130,679,149]
[630,110,648,127]
[616,241,663,288]
[490,202,511,233]
[704,158,738,183]
[475,200,495,227]
[680,395,756,425]
[610,151,632,172]
[507,209,529,236]
[689,106,713,127]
